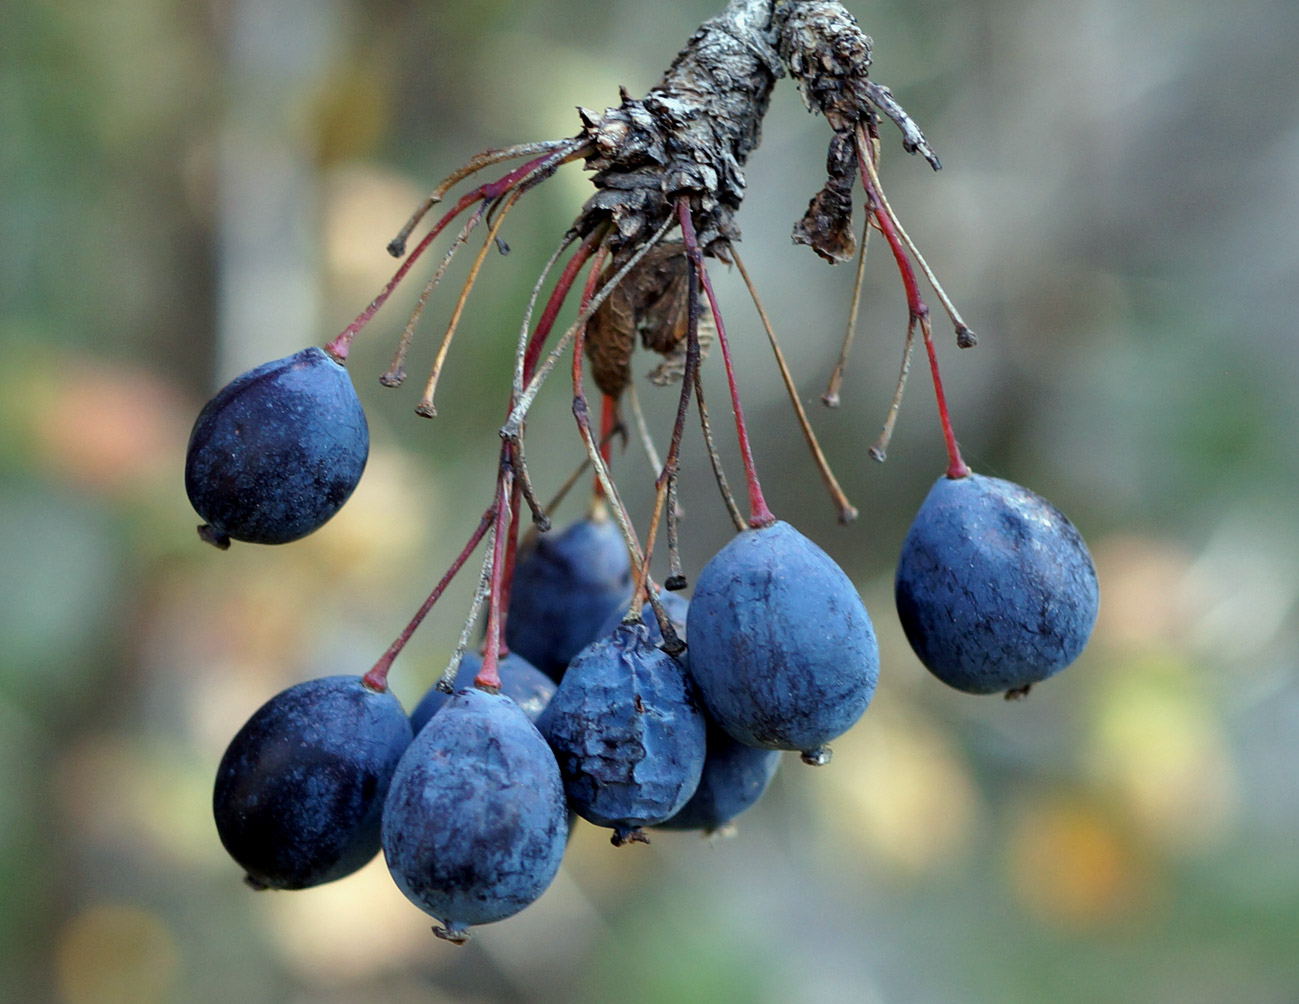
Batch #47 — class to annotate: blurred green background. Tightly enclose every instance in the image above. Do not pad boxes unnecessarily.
[3,0,1298,1002]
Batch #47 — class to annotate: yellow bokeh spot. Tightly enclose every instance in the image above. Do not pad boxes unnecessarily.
[54,737,218,871]
[321,163,423,296]
[55,904,178,1004]
[1007,795,1151,930]
[817,701,979,875]
[262,856,438,984]
[1089,654,1236,852]
[1090,535,1193,651]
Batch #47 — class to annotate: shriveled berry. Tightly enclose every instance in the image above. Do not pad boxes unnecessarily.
[598,596,778,833]
[538,621,706,844]
[185,346,369,547]
[505,515,634,679]
[409,650,555,733]
[382,688,568,942]
[686,520,879,762]
[894,473,1099,695]
[213,675,412,890]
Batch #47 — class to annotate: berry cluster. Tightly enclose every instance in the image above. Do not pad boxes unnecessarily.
[192,1,1099,943]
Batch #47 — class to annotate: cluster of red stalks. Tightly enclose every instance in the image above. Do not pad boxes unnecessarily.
[335,65,974,704]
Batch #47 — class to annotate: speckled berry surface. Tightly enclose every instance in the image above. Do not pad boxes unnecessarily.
[505,516,634,679]
[894,473,1099,694]
[212,675,412,890]
[409,651,555,733]
[686,520,879,755]
[185,346,369,547]
[382,688,568,937]
[538,622,706,842]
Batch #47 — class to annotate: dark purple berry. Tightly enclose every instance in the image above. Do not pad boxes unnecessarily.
[537,621,707,844]
[505,515,634,680]
[686,520,879,762]
[213,675,412,890]
[894,473,1100,695]
[656,721,781,834]
[408,650,555,733]
[185,346,369,548]
[382,688,568,942]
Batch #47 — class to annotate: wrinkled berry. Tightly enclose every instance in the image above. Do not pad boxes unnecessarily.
[598,595,778,832]
[409,650,555,733]
[505,515,634,679]
[538,621,706,844]
[213,675,412,890]
[686,520,879,761]
[185,346,369,547]
[894,473,1099,695]
[382,688,568,942]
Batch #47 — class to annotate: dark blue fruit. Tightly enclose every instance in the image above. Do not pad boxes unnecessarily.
[657,721,781,834]
[686,520,879,762]
[597,596,780,833]
[382,688,569,942]
[409,650,555,733]
[505,515,634,680]
[185,346,369,548]
[894,473,1100,695]
[213,675,412,890]
[537,622,707,844]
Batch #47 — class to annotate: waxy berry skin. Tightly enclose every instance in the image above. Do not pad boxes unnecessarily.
[409,651,555,733]
[505,516,634,680]
[894,473,1100,695]
[212,675,412,890]
[538,622,707,843]
[686,520,879,758]
[185,347,369,547]
[382,688,569,939]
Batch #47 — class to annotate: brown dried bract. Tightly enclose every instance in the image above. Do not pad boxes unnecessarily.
[792,131,860,263]
[775,0,939,262]
[587,243,715,397]
[585,267,635,398]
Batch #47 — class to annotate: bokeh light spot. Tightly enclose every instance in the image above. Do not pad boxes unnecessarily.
[55,903,179,1004]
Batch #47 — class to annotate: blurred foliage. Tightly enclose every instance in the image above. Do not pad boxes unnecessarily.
[3,0,1298,1002]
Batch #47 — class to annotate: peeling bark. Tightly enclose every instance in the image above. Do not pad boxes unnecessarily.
[572,0,937,268]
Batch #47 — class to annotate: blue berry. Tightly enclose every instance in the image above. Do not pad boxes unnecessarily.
[595,590,690,650]
[505,515,634,679]
[656,721,781,834]
[686,520,879,762]
[382,688,568,942]
[597,595,779,832]
[185,346,369,548]
[212,675,412,890]
[894,473,1100,695]
[537,621,707,844]
[409,650,555,733]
